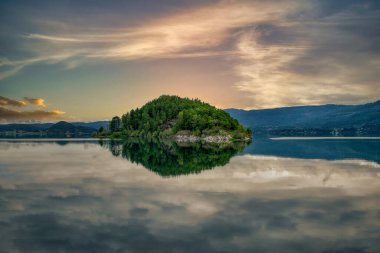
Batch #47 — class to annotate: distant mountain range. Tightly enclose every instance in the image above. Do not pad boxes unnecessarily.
[0,121,109,137]
[0,121,108,132]
[226,100,380,136]
[46,121,97,135]
[1,100,379,137]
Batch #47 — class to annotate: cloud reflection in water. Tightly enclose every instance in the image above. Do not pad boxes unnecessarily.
[0,140,379,253]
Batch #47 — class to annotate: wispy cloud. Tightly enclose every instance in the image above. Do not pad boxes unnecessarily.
[234,3,380,108]
[0,106,64,122]
[1,0,379,108]
[0,96,27,107]
[2,1,300,77]
[23,97,46,107]
[0,95,46,107]
[0,96,63,122]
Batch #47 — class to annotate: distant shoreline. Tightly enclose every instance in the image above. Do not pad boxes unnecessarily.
[2,136,380,142]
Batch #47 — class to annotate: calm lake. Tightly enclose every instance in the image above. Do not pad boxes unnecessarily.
[0,138,379,253]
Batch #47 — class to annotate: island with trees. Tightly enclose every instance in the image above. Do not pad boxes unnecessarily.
[94,95,252,142]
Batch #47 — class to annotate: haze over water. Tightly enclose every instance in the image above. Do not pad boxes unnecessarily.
[0,138,379,253]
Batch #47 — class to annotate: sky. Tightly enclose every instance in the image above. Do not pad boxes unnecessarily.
[0,0,379,122]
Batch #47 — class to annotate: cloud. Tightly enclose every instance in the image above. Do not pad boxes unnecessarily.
[232,1,380,108]
[0,95,46,108]
[1,1,301,78]
[0,106,65,122]
[23,97,46,107]
[1,0,379,107]
[0,96,26,107]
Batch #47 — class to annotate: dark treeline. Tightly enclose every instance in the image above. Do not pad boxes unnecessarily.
[98,95,251,139]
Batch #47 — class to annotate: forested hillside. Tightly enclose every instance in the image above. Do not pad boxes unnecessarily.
[99,95,251,140]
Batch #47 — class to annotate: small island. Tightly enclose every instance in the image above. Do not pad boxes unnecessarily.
[94,95,252,142]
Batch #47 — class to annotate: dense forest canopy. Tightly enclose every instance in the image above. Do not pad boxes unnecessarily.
[103,95,251,139]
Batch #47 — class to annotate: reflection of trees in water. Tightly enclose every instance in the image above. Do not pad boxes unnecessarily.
[99,139,246,177]
[98,139,123,157]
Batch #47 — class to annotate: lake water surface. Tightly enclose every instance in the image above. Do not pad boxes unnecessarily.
[0,138,379,253]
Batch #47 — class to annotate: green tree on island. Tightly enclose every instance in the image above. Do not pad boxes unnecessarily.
[109,116,121,132]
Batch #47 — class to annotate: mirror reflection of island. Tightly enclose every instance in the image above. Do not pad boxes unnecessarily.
[99,139,248,177]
